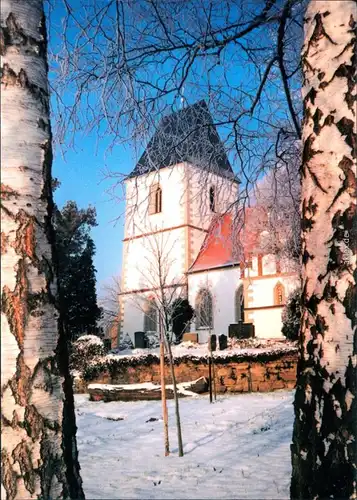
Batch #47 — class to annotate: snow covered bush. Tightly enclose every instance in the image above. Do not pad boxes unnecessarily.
[70,334,106,372]
[119,333,134,351]
[281,288,302,341]
[145,332,160,349]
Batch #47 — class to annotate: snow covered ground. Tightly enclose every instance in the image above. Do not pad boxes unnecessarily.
[76,389,295,499]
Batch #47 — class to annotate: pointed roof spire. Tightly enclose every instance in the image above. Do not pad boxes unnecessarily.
[128,100,233,178]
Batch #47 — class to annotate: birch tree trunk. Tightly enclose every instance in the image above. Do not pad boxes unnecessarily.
[291,1,357,498]
[1,1,84,499]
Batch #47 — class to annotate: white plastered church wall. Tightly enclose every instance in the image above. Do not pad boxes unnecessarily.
[121,165,188,342]
[245,274,300,338]
[187,164,239,229]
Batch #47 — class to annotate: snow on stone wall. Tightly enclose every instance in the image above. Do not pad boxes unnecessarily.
[74,345,298,394]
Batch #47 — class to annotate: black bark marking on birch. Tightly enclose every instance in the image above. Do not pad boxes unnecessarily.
[315,315,328,336]
[302,137,327,193]
[12,440,36,495]
[0,12,45,58]
[1,449,18,500]
[328,244,348,273]
[1,184,20,200]
[302,135,323,163]
[1,407,11,427]
[37,118,49,132]
[310,13,337,47]
[304,87,317,106]
[312,108,323,135]
[0,64,50,113]
[302,196,318,232]
[330,205,357,251]
[336,117,356,150]
[24,405,43,440]
[323,282,338,302]
[302,248,314,264]
[334,38,356,62]
[343,280,357,328]
[40,437,65,500]
[1,231,9,254]
[306,294,319,317]
[323,114,335,127]
[328,159,357,211]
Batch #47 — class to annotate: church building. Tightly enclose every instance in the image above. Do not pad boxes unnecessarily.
[119,101,299,346]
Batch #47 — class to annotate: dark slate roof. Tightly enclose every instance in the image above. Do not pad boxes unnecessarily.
[128,100,234,178]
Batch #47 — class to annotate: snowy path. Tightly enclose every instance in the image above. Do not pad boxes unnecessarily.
[76,390,294,499]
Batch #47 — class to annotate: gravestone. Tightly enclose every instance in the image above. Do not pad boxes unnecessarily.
[228,322,255,339]
[134,331,147,348]
[218,334,228,350]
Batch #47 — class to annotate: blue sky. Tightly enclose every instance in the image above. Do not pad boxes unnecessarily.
[52,133,132,290]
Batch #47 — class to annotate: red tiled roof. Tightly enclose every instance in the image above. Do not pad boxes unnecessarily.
[188,208,267,273]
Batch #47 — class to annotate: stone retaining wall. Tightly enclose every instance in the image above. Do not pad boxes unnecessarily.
[74,350,298,394]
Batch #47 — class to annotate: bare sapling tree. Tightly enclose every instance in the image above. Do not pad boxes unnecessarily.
[290,1,357,498]
[130,229,185,457]
[99,274,121,348]
[210,336,217,402]
[159,315,170,456]
[1,0,83,498]
[208,335,214,404]
[162,322,184,457]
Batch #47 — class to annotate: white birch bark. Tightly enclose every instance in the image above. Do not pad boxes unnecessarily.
[291,1,357,498]
[1,1,83,498]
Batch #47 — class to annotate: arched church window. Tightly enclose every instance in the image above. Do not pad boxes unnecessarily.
[144,298,157,332]
[209,186,216,213]
[274,282,285,305]
[195,289,213,329]
[235,285,244,322]
[149,184,162,214]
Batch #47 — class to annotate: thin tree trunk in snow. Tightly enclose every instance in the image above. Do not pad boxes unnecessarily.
[163,335,184,457]
[208,330,212,403]
[1,1,84,499]
[291,1,357,498]
[159,320,170,456]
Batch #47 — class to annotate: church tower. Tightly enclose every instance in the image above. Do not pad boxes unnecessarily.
[119,101,239,345]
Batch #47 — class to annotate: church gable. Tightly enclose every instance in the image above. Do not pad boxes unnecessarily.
[128,100,233,178]
[188,208,268,274]
[188,213,237,272]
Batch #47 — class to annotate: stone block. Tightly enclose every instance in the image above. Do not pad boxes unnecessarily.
[182,333,199,343]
